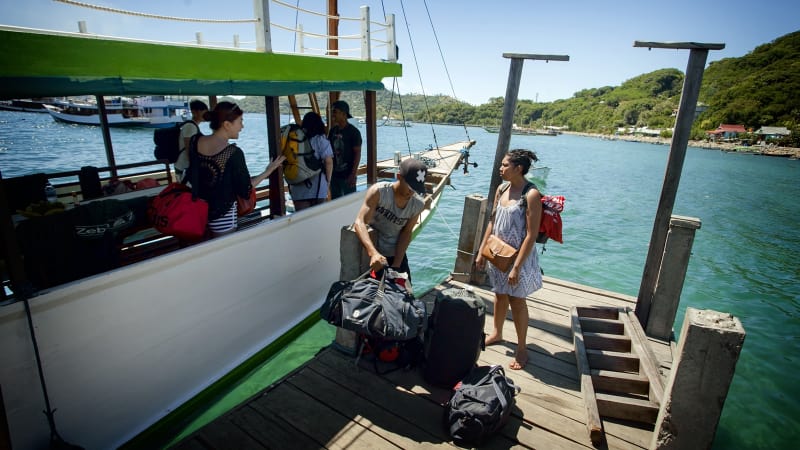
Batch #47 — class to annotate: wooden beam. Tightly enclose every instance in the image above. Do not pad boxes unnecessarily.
[633,41,725,50]
[571,307,604,444]
[624,310,665,404]
[502,53,570,61]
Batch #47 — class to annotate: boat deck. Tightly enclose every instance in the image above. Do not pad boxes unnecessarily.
[171,276,673,450]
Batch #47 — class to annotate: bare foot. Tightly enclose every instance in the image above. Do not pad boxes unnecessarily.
[509,353,528,370]
[485,333,503,346]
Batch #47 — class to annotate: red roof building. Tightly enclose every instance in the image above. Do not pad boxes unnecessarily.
[707,124,747,140]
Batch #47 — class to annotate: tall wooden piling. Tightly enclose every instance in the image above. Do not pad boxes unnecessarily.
[634,42,724,328]
[647,216,701,339]
[651,308,745,450]
[488,53,568,210]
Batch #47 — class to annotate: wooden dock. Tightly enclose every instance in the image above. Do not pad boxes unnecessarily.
[171,276,673,450]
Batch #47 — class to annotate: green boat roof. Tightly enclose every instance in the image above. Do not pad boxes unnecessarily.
[0,26,402,99]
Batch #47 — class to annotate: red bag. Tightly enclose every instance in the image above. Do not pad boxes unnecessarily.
[148,183,208,241]
[236,186,257,217]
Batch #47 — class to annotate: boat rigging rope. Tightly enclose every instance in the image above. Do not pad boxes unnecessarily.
[398,0,440,152]
[421,0,471,143]
[54,0,258,23]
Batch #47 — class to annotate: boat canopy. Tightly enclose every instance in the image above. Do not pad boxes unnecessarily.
[0,26,402,99]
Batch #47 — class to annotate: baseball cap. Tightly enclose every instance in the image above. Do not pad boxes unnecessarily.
[399,158,428,195]
[331,100,353,118]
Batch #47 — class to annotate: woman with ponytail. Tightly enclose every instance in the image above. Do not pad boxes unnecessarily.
[190,102,285,236]
[476,149,544,370]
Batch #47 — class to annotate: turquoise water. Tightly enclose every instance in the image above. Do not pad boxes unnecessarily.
[2,111,798,449]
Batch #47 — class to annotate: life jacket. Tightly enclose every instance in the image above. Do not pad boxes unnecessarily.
[280,124,322,184]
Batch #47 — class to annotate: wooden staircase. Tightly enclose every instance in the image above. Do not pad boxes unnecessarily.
[287,93,322,125]
[571,306,665,444]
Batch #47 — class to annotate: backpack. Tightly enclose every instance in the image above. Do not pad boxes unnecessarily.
[153,120,196,163]
[444,365,521,446]
[497,181,562,244]
[280,124,322,184]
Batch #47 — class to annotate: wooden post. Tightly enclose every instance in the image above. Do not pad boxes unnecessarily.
[95,95,117,177]
[634,42,724,327]
[647,215,702,339]
[264,96,285,216]
[651,308,745,450]
[452,194,488,283]
[253,0,271,53]
[364,91,378,185]
[488,53,569,211]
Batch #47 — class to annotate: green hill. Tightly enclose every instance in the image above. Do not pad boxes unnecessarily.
[233,30,799,146]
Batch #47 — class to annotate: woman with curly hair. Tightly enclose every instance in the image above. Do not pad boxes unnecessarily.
[476,149,543,370]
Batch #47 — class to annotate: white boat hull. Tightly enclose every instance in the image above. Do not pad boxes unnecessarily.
[0,192,364,450]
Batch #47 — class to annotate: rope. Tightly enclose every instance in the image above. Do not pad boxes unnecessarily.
[422,0,471,143]
[398,0,440,152]
[53,0,258,23]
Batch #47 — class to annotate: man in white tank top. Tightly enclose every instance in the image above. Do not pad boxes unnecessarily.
[353,158,428,280]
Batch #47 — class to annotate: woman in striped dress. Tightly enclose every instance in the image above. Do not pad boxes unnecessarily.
[476,149,543,370]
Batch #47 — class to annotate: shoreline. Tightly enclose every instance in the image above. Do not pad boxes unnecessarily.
[563,131,800,158]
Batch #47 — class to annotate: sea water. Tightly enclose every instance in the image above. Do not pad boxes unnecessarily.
[1,111,798,449]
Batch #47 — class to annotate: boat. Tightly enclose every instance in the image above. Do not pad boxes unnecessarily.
[484,125,558,136]
[380,117,413,127]
[0,2,473,449]
[528,165,551,181]
[43,96,189,128]
[0,98,55,113]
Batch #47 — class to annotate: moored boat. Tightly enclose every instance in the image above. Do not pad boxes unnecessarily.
[0,98,55,113]
[43,96,189,128]
[0,3,473,449]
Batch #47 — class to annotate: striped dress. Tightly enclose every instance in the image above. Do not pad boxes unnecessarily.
[486,199,542,298]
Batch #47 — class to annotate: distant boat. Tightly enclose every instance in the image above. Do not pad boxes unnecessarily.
[529,166,551,181]
[379,117,412,127]
[0,98,54,113]
[483,125,557,136]
[44,96,188,128]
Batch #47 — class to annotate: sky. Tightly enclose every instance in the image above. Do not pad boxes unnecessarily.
[2,0,798,106]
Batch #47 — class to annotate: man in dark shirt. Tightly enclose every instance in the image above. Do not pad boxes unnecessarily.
[327,100,362,198]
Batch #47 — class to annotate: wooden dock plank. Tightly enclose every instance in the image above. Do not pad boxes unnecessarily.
[170,276,668,450]
[251,380,397,449]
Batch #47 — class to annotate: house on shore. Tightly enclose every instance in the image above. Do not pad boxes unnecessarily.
[755,126,791,140]
[707,123,747,141]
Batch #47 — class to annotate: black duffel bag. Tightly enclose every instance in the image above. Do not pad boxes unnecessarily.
[444,365,521,446]
[320,272,426,341]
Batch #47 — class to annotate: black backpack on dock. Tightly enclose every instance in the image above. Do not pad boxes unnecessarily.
[444,365,520,446]
[423,287,486,388]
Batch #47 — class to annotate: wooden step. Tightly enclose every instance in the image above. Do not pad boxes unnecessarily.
[578,316,624,334]
[583,331,632,352]
[571,305,665,444]
[591,369,650,395]
[596,393,660,424]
